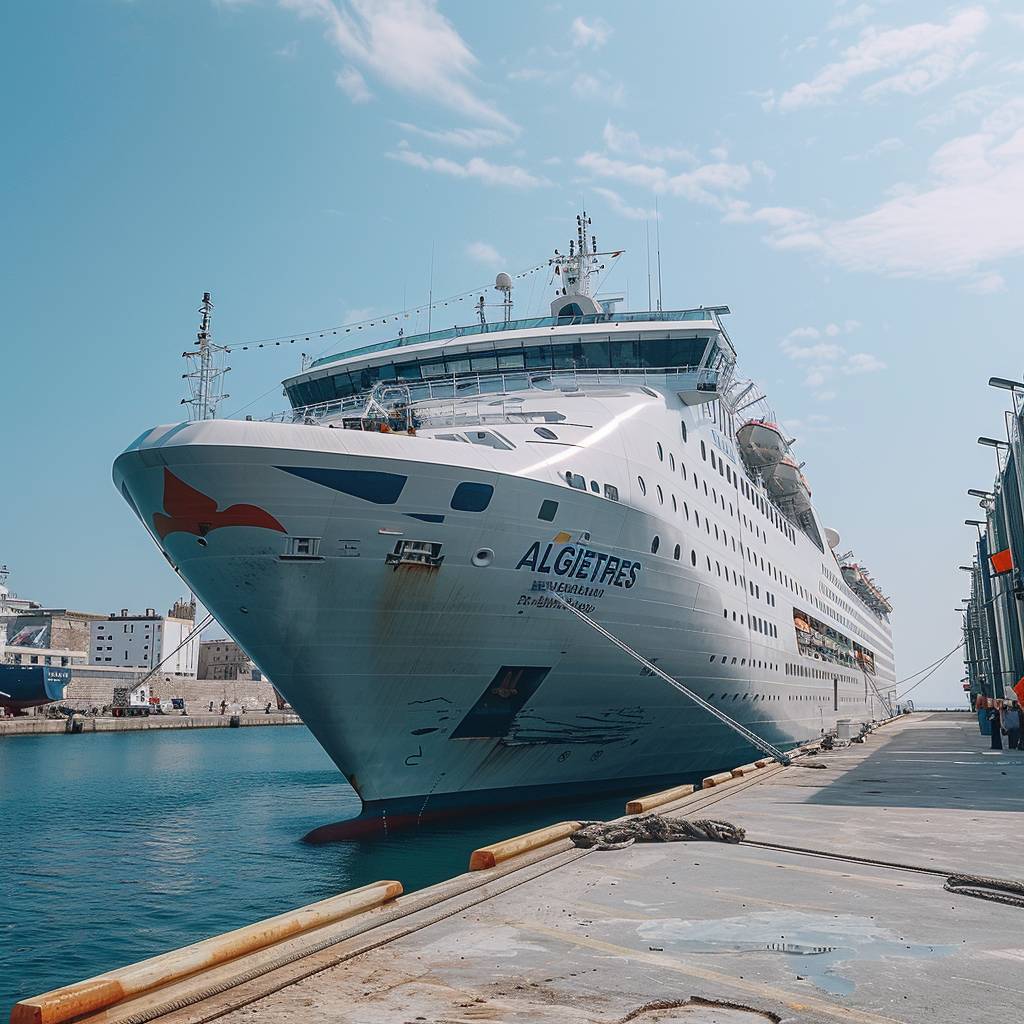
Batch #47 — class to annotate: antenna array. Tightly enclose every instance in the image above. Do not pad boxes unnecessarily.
[181,292,230,421]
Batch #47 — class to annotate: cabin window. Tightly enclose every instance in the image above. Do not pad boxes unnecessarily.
[534,427,558,440]
[590,480,600,493]
[604,484,619,501]
[451,482,494,512]
[651,536,660,554]
[538,499,558,521]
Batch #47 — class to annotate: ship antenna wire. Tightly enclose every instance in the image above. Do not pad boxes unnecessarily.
[427,240,435,336]
[655,197,663,312]
[645,220,652,312]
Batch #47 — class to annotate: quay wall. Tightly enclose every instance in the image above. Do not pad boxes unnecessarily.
[0,712,303,737]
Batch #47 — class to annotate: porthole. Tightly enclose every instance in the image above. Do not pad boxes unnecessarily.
[656,485,664,505]
[674,543,681,560]
[680,421,688,443]
[690,549,697,566]
[472,548,494,567]
[671,494,677,512]
[651,535,660,554]
[657,442,664,462]
[638,476,647,495]
[669,453,676,471]
[701,440,707,461]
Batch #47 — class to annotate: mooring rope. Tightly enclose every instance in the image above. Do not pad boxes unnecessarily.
[571,814,746,850]
[549,594,792,765]
[944,873,1024,909]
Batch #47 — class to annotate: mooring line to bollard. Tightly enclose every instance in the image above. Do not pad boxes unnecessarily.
[549,594,792,766]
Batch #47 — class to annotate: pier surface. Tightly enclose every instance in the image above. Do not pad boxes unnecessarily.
[16,712,1024,1024]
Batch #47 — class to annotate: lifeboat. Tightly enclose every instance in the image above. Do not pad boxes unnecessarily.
[766,456,812,514]
[736,419,786,471]
[842,563,893,615]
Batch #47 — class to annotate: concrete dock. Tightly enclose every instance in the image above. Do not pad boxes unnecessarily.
[0,712,303,737]
[14,712,1024,1024]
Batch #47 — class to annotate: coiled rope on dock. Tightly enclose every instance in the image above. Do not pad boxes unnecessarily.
[944,873,1024,909]
[571,814,746,850]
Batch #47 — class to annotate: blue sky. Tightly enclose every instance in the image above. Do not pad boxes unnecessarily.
[3,1,1024,707]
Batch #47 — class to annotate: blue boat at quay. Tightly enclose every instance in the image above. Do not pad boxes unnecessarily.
[0,664,71,713]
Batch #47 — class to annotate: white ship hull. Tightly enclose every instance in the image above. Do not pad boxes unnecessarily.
[113,390,894,817]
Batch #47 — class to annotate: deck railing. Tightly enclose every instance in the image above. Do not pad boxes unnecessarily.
[264,365,724,426]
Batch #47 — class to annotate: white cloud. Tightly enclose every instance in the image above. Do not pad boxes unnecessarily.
[775,8,989,111]
[275,40,299,58]
[465,241,503,266]
[394,122,513,147]
[592,186,658,221]
[918,85,1003,131]
[336,65,372,103]
[602,122,695,164]
[572,72,624,105]
[828,3,873,31]
[844,136,904,161]
[578,151,751,207]
[780,322,883,399]
[571,16,611,49]
[844,352,887,374]
[759,101,1024,290]
[389,148,548,188]
[506,67,550,82]
[281,0,515,128]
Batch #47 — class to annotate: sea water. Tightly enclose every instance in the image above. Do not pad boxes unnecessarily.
[0,725,632,1011]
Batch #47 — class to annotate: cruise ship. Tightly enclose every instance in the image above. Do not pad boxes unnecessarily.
[113,215,896,821]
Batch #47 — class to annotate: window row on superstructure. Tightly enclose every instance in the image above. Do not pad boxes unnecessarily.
[287,334,713,407]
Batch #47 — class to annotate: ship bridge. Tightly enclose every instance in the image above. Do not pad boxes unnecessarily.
[282,307,736,411]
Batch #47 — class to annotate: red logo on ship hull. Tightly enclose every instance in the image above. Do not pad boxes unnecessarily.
[153,468,286,540]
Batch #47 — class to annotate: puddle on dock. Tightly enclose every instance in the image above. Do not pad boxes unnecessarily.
[636,912,953,996]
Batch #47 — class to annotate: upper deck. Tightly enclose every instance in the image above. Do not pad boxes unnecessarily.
[283,307,736,410]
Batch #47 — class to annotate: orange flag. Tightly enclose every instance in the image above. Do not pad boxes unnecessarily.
[991,548,1014,574]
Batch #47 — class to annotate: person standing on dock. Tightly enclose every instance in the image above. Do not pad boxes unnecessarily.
[1000,703,1021,750]
[987,704,1003,750]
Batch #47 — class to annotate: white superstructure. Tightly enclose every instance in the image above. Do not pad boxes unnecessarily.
[112,215,895,818]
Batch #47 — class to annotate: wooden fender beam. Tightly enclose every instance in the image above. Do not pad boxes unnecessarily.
[12,880,403,1024]
[702,771,735,788]
[469,821,582,871]
[625,784,696,815]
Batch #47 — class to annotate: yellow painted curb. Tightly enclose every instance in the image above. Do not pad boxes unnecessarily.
[625,783,695,815]
[469,821,582,871]
[702,771,734,788]
[11,880,404,1024]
